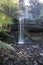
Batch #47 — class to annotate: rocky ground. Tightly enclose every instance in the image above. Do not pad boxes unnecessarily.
[0,43,43,65]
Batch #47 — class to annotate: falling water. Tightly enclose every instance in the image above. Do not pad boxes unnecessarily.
[18,17,24,44]
[18,0,30,44]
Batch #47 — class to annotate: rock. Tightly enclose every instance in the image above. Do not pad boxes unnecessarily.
[34,61,38,65]
[32,45,39,49]
[40,53,43,56]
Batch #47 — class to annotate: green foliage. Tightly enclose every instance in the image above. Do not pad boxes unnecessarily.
[0,41,15,51]
[0,12,13,32]
[0,0,18,51]
[0,28,9,33]
[0,0,19,11]
[0,0,19,32]
[0,12,12,25]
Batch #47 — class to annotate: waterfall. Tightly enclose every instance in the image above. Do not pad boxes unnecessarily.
[18,17,24,44]
[18,0,30,44]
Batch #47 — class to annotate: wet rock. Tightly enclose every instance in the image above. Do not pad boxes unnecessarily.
[40,53,43,56]
[0,44,43,65]
[34,61,38,65]
[6,59,14,65]
[37,57,43,65]
[32,45,39,49]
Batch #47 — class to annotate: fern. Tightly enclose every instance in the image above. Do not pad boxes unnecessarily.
[0,41,15,51]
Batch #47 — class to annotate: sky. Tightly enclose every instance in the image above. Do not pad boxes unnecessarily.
[24,0,43,5]
[24,0,30,6]
[39,0,43,3]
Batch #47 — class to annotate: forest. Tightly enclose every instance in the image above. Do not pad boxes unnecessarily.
[0,0,43,65]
